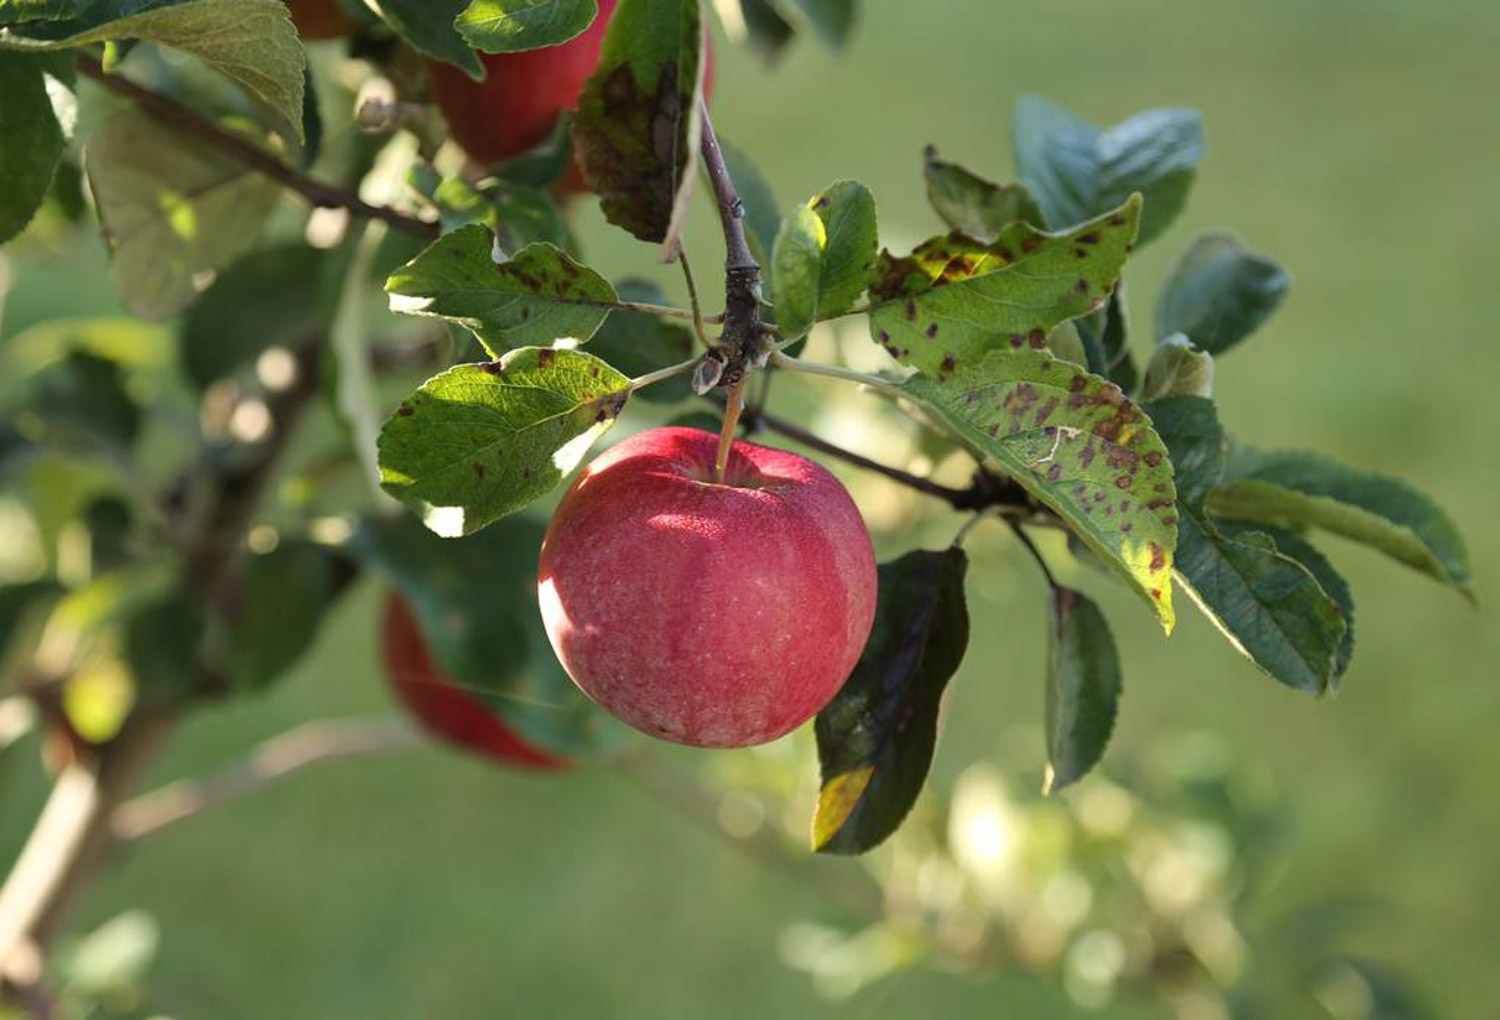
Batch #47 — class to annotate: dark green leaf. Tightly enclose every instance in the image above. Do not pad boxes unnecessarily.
[180,245,328,389]
[1207,448,1472,595]
[867,195,1140,377]
[1148,397,1345,692]
[922,145,1044,241]
[734,0,793,58]
[370,0,484,78]
[813,548,968,855]
[903,349,1178,632]
[351,512,621,757]
[0,52,67,244]
[457,0,599,53]
[386,227,616,356]
[5,0,307,139]
[587,279,693,403]
[1074,284,1137,391]
[86,108,282,321]
[123,595,206,707]
[571,0,704,254]
[224,540,344,691]
[377,347,630,536]
[1156,230,1290,355]
[1045,587,1121,793]
[1013,96,1203,246]
[781,0,854,47]
[430,177,571,252]
[25,351,140,449]
[491,112,574,189]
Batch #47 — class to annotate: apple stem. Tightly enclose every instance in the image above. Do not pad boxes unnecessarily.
[714,379,748,484]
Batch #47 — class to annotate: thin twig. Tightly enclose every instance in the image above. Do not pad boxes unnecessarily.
[111,717,423,843]
[677,247,712,350]
[1007,519,1060,590]
[769,351,907,399]
[75,56,439,241]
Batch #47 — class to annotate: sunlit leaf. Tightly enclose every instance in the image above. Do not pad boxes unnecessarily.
[369,0,484,78]
[457,0,599,52]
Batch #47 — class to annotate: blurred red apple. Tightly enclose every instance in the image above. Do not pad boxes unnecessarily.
[283,0,354,40]
[538,427,877,748]
[381,592,568,770]
[426,0,714,193]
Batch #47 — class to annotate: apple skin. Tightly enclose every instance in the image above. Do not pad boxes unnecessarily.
[381,592,569,770]
[283,0,354,41]
[538,427,878,749]
[427,0,715,193]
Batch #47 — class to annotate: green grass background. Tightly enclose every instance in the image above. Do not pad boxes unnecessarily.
[3,0,1499,1015]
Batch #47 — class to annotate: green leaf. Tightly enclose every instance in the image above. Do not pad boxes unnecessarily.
[903,348,1177,631]
[5,0,307,140]
[24,351,140,449]
[377,347,630,536]
[1075,284,1137,392]
[1148,397,1345,692]
[123,595,206,707]
[813,548,968,855]
[224,540,344,691]
[1140,333,1214,402]
[1013,96,1203,246]
[386,226,617,356]
[85,107,282,321]
[1206,448,1472,595]
[572,0,704,255]
[922,145,1044,241]
[1156,230,1290,355]
[0,52,67,244]
[780,0,854,47]
[457,0,599,52]
[351,512,621,758]
[430,177,571,253]
[587,279,694,403]
[1044,587,1121,794]
[369,0,484,78]
[867,195,1141,377]
[770,205,823,344]
[180,244,328,389]
[734,0,793,58]
[715,137,780,292]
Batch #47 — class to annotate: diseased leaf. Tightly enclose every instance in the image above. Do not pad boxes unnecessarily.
[180,244,328,389]
[377,347,630,536]
[369,0,484,78]
[224,540,345,691]
[1148,396,1345,692]
[1156,230,1290,355]
[867,195,1140,377]
[457,0,599,52]
[386,226,616,356]
[571,0,704,256]
[1013,96,1203,246]
[587,279,694,403]
[351,513,622,758]
[6,0,307,140]
[0,52,67,244]
[923,145,1044,241]
[86,108,282,321]
[904,348,1177,631]
[1140,333,1214,402]
[1045,587,1120,793]
[813,548,969,855]
[1207,448,1472,595]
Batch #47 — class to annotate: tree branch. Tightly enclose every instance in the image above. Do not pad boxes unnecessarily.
[75,56,439,241]
[695,100,765,389]
[111,717,423,844]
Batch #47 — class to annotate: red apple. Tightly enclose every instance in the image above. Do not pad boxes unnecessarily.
[426,0,714,193]
[538,427,878,748]
[381,592,569,770]
[283,0,355,40]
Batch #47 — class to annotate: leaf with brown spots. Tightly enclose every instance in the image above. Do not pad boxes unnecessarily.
[903,347,1177,632]
[386,226,617,357]
[377,347,629,537]
[867,195,1141,378]
[570,0,705,259]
